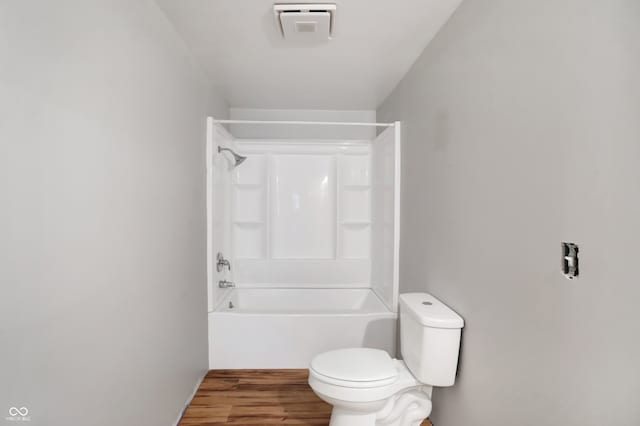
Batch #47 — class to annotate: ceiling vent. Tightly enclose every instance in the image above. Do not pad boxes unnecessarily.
[273,3,337,42]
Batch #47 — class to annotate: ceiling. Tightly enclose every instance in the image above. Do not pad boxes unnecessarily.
[155,0,462,110]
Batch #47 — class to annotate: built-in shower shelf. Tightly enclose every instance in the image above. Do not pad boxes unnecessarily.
[233,221,264,226]
[341,221,371,226]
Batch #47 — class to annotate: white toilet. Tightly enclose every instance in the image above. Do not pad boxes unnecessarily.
[308,293,464,426]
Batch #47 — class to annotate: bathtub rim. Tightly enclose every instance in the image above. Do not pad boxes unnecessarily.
[213,287,396,316]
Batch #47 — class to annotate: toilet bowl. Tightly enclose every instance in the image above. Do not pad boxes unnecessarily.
[309,348,431,426]
[308,293,464,426]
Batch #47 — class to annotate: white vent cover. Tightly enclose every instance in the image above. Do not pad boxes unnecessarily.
[273,4,337,42]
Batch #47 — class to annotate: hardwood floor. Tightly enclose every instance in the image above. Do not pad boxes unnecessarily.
[179,369,431,426]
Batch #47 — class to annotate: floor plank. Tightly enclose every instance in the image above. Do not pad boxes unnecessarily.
[180,369,431,426]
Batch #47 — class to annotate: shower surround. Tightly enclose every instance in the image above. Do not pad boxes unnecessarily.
[207,117,400,368]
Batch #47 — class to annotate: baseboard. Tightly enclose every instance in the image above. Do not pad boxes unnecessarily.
[173,371,206,426]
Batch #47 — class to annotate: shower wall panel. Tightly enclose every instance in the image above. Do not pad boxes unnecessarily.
[271,155,336,259]
[371,125,401,311]
[231,140,372,286]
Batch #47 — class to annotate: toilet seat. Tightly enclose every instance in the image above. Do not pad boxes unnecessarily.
[310,348,398,388]
[309,349,421,405]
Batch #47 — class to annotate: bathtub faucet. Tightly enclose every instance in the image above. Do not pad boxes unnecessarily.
[216,252,231,272]
[218,280,235,289]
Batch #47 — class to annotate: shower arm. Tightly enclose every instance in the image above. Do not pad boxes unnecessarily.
[217,146,247,167]
[218,146,239,156]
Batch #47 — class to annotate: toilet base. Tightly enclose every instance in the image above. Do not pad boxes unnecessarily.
[375,387,432,426]
[329,408,378,426]
[325,387,432,426]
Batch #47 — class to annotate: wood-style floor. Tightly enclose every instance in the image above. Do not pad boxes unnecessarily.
[179,369,431,426]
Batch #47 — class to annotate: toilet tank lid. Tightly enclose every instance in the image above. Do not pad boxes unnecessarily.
[400,293,464,329]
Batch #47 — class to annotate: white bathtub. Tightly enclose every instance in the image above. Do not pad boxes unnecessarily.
[208,288,397,369]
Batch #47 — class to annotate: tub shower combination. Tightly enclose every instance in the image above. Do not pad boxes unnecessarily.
[206,117,401,368]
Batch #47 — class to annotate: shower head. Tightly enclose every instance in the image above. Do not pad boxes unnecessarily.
[218,146,247,167]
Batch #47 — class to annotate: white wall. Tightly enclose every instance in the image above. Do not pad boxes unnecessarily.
[378,0,640,425]
[0,1,227,425]
[229,108,377,140]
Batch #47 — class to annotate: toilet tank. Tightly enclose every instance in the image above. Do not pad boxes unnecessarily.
[400,293,464,387]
